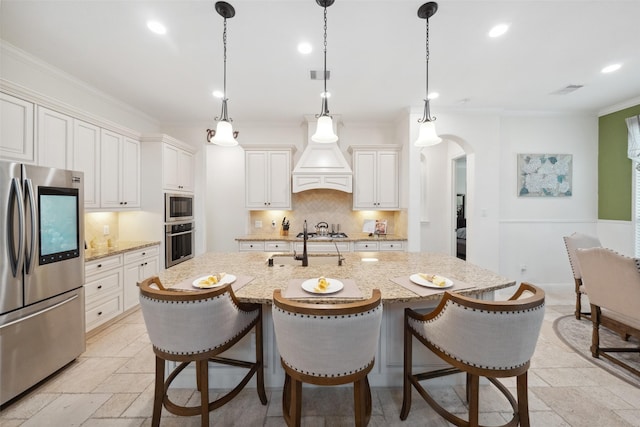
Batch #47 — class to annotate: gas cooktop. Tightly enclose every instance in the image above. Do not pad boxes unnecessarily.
[296,232,349,239]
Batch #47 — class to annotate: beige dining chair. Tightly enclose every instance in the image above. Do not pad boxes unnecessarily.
[400,283,545,427]
[272,289,383,427]
[563,232,602,319]
[576,247,640,376]
[138,276,267,427]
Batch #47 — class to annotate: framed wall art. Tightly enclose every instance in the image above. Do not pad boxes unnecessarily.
[517,153,572,197]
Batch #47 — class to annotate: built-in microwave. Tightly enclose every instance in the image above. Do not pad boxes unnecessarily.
[165,193,193,223]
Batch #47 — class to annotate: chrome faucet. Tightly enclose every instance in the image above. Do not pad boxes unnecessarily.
[293,220,309,266]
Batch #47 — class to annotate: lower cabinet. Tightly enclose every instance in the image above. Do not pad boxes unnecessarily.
[353,240,405,251]
[238,240,405,252]
[84,255,124,332]
[84,244,159,332]
[123,246,160,311]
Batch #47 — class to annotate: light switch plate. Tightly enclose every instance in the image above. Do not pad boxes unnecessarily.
[255,220,262,228]
[103,225,110,235]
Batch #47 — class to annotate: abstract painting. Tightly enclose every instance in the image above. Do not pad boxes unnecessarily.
[517,154,572,197]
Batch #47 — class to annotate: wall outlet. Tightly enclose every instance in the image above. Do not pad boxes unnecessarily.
[103,225,110,235]
[255,220,262,228]
[271,219,277,228]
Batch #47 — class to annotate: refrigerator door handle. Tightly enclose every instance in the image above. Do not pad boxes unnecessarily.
[8,177,25,277]
[24,177,37,275]
[0,294,79,330]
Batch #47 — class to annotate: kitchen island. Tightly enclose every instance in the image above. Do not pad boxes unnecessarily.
[154,251,516,388]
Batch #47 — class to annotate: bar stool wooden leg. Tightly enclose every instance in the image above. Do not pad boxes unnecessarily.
[198,359,209,427]
[152,356,164,427]
[517,372,530,427]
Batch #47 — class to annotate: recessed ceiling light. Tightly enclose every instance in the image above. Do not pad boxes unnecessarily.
[212,90,224,99]
[297,42,312,54]
[488,23,509,38]
[428,92,439,100]
[147,21,167,35]
[601,63,622,74]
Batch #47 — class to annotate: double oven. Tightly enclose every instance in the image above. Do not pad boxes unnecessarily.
[165,193,194,268]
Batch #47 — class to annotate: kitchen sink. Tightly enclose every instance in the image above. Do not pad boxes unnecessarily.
[268,254,341,266]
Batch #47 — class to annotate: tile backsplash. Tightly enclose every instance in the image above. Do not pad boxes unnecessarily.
[248,189,407,237]
[85,212,119,249]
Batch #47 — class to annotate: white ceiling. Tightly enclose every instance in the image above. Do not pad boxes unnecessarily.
[2,0,639,126]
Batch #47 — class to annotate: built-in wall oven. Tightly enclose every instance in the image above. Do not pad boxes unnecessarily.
[165,193,193,223]
[165,221,194,268]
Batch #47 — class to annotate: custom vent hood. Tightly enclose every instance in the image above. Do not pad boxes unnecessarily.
[292,116,353,193]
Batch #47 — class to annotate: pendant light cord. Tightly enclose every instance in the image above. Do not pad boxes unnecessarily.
[419,15,434,123]
[217,16,230,122]
[323,6,328,98]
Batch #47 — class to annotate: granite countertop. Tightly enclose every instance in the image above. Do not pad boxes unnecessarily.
[235,233,407,242]
[157,251,515,304]
[85,241,161,262]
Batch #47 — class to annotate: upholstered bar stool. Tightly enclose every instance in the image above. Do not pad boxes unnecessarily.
[563,232,602,319]
[138,276,267,427]
[400,283,545,427]
[272,289,383,427]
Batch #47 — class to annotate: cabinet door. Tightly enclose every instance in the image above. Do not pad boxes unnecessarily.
[267,151,291,209]
[0,92,35,163]
[122,263,140,311]
[121,137,140,207]
[142,256,160,280]
[162,143,180,191]
[245,151,268,208]
[100,129,123,209]
[353,151,377,209]
[376,151,399,209]
[178,149,195,192]
[37,107,73,169]
[73,120,101,208]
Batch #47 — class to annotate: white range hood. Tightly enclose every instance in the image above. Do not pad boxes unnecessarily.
[292,116,353,193]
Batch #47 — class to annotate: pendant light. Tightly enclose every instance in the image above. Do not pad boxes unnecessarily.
[415,2,442,147]
[311,0,339,143]
[206,1,239,146]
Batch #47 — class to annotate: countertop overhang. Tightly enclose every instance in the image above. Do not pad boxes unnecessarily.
[235,233,407,242]
[157,251,515,304]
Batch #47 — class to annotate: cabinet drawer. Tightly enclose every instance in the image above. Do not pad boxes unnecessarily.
[85,255,123,277]
[239,241,265,251]
[85,293,122,332]
[293,242,350,253]
[265,241,290,252]
[124,245,160,263]
[379,241,404,251]
[354,241,379,251]
[85,270,122,302]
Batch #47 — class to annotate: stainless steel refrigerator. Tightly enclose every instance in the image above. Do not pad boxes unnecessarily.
[1,161,85,406]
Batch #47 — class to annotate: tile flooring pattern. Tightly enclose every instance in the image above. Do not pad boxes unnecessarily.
[1,286,640,426]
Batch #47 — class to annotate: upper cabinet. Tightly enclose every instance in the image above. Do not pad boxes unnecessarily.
[245,147,293,210]
[37,106,73,169]
[73,120,101,209]
[0,92,35,163]
[100,129,140,209]
[163,143,194,193]
[351,145,401,210]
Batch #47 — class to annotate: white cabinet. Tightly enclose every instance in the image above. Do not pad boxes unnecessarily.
[293,242,350,253]
[73,120,101,208]
[37,107,73,169]
[163,143,194,192]
[351,147,400,210]
[245,149,292,209]
[84,255,124,332]
[353,240,405,252]
[238,241,266,252]
[123,246,160,311]
[0,92,35,163]
[100,129,140,209]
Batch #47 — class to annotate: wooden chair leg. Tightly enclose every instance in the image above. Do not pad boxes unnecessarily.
[575,281,582,320]
[400,314,412,420]
[152,356,164,427]
[465,372,471,403]
[591,304,601,358]
[255,312,268,404]
[353,376,372,427]
[516,372,530,427]
[468,374,479,427]
[289,377,302,427]
[198,359,209,427]
[282,373,291,422]
[195,361,202,391]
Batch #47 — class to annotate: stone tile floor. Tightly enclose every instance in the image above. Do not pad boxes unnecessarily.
[1,284,639,426]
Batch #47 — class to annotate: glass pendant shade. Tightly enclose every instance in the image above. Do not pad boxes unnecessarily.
[415,120,442,147]
[211,120,238,146]
[311,115,338,143]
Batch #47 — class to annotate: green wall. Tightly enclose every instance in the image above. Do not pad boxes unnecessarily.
[598,103,640,220]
